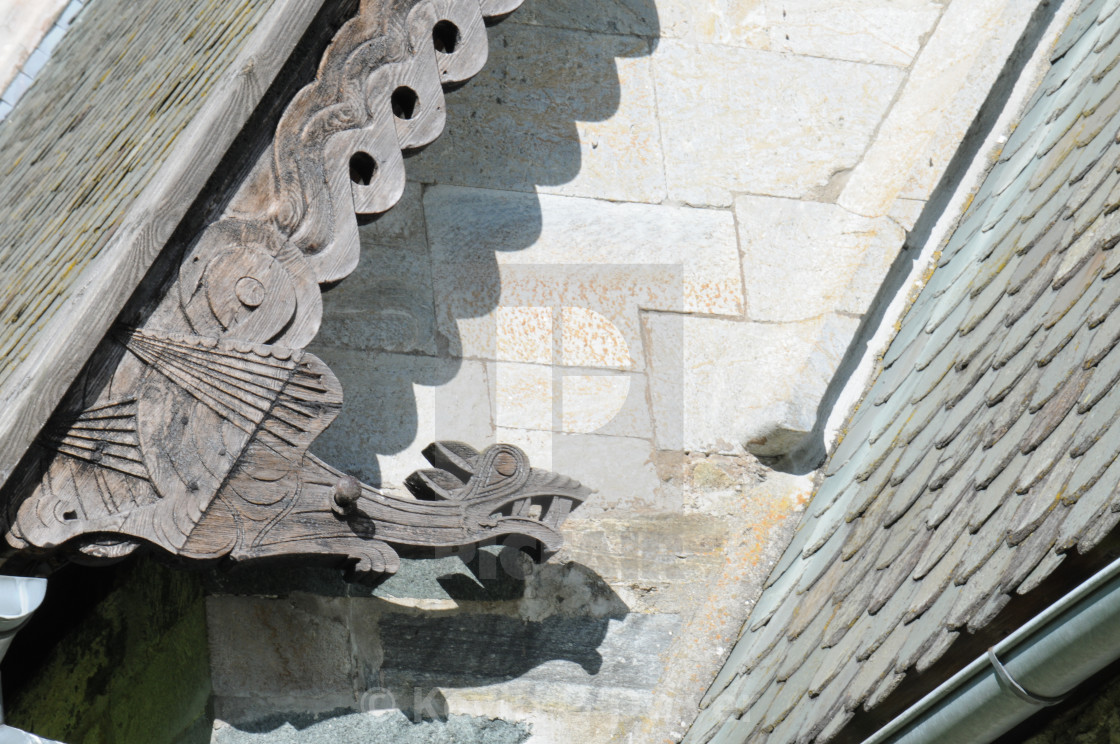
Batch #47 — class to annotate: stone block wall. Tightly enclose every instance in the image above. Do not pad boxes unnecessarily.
[0,0,1052,742]
[206,1,1046,742]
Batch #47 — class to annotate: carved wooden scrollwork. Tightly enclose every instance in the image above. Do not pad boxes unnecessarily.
[2,0,589,575]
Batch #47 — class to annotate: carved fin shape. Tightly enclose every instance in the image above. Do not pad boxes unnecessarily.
[121,328,298,434]
[42,399,147,480]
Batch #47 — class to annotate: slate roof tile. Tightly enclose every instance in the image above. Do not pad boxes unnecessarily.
[876,515,929,572]
[866,670,909,712]
[835,525,893,598]
[934,384,987,450]
[997,134,1044,192]
[936,221,983,270]
[1018,550,1067,595]
[824,417,875,476]
[983,181,1027,233]
[764,658,821,731]
[915,628,960,673]
[706,718,744,744]
[1062,430,1120,501]
[975,409,1032,487]
[733,654,781,711]
[840,510,889,563]
[1074,177,1120,238]
[766,702,810,744]
[924,489,981,563]
[843,630,895,711]
[817,708,857,744]
[802,506,846,556]
[907,531,970,619]
[797,546,842,600]
[842,458,896,522]
[687,4,1120,741]
[1077,304,1120,368]
[1021,165,1072,226]
[1002,517,1064,593]
[1098,242,1120,279]
[882,320,928,372]
[1023,377,1090,468]
[896,616,943,673]
[1052,4,1093,60]
[870,385,914,437]
[748,563,801,631]
[925,468,973,526]
[1075,500,1120,553]
[1074,323,1120,404]
[822,575,876,647]
[810,478,853,520]
[776,607,832,682]
[987,336,1044,403]
[1069,369,1120,454]
[1102,174,1120,214]
[1046,251,1105,321]
[966,585,1013,633]
[810,654,861,707]
[1007,465,1071,545]
[946,568,1005,632]
[1058,452,1120,548]
[870,528,933,615]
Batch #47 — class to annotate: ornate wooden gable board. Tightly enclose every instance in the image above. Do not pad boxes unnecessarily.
[0,0,588,575]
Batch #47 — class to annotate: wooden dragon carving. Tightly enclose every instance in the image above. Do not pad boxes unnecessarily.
[1,0,588,576]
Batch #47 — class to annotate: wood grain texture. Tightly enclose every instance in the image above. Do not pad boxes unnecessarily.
[0,0,328,490]
[3,0,590,576]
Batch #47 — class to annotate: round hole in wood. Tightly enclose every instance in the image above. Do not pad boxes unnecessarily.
[391,86,419,120]
[349,151,376,185]
[432,20,459,53]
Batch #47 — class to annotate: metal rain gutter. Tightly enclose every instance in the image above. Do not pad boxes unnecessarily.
[0,576,61,744]
[864,552,1120,744]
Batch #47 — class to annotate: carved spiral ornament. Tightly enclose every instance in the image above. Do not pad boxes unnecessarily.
[6,0,590,576]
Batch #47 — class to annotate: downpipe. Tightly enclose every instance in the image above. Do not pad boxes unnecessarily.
[0,577,61,744]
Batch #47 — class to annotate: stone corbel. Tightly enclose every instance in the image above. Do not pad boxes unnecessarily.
[1,0,588,576]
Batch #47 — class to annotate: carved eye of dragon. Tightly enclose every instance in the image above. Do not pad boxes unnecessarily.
[2,0,588,576]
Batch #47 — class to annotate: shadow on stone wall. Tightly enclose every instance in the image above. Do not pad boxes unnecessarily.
[207,547,634,736]
[6,4,668,743]
[220,710,531,743]
[308,1,662,488]
[230,2,664,733]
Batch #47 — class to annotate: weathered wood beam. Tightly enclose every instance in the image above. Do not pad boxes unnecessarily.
[0,0,331,490]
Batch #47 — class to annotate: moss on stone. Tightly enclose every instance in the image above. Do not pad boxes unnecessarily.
[6,558,212,744]
[1017,670,1120,744]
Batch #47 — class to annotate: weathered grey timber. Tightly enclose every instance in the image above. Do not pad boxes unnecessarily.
[0,0,326,489]
[0,0,588,575]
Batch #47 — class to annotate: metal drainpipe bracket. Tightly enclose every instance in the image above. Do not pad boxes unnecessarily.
[986,648,1069,707]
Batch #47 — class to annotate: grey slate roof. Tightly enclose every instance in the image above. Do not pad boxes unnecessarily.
[0,0,279,393]
[686,0,1120,741]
